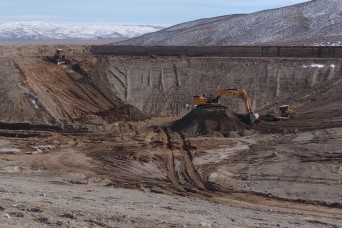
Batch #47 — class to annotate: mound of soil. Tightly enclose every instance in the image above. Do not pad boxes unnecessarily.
[97,103,147,123]
[170,108,247,137]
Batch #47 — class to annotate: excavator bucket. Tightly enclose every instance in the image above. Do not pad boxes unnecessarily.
[249,113,259,123]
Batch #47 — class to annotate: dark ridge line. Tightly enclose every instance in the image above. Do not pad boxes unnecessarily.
[0,122,88,133]
[90,45,342,59]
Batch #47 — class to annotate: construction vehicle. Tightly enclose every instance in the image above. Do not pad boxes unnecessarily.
[192,89,259,123]
[54,49,67,65]
[266,104,298,120]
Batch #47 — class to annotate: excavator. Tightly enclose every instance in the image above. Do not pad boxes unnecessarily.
[266,104,298,120]
[192,89,259,123]
[54,49,67,65]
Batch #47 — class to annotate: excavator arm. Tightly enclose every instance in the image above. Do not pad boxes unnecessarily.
[210,89,253,114]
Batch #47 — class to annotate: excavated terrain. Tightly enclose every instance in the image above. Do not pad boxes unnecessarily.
[0,45,342,227]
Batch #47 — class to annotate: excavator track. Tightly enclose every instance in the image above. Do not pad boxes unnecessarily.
[195,104,227,112]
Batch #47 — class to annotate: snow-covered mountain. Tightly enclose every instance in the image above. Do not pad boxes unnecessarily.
[0,22,163,40]
[119,0,342,46]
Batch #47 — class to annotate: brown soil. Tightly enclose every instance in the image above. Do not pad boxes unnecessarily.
[170,108,248,137]
[0,45,342,227]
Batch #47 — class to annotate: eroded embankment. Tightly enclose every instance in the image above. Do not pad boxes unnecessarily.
[0,52,146,130]
[1,46,342,130]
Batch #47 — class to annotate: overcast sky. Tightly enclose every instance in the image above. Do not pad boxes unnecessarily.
[0,0,310,26]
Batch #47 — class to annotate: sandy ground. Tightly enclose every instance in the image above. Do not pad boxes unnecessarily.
[1,174,341,228]
[1,119,342,227]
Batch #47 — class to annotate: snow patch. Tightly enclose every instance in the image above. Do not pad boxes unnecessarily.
[303,64,325,68]
[0,22,163,40]
[0,148,21,153]
[312,41,342,46]
[31,99,39,109]
[28,145,54,154]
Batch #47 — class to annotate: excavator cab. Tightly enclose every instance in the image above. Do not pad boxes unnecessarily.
[192,94,212,106]
[279,105,289,116]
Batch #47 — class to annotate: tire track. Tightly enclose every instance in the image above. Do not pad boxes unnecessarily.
[163,127,207,192]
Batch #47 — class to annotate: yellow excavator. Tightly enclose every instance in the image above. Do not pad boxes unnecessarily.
[54,49,67,65]
[266,104,298,120]
[192,89,259,123]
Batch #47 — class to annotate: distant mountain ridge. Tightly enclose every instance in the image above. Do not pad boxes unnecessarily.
[0,22,163,41]
[119,0,342,46]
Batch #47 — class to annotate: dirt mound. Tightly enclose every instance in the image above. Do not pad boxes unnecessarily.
[97,104,147,123]
[0,54,148,130]
[170,108,248,137]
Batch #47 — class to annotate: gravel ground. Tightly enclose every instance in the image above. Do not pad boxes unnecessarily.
[1,173,342,228]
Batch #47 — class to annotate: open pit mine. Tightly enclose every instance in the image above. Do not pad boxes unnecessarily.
[0,45,341,227]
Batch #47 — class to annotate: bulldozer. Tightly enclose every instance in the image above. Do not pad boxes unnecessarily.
[266,104,298,120]
[54,49,67,65]
[192,88,259,123]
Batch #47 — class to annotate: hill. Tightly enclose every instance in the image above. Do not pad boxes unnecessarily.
[0,22,163,44]
[119,0,342,46]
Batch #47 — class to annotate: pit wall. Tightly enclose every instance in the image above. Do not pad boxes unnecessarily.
[1,45,342,58]
[91,46,342,58]
[93,56,341,115]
